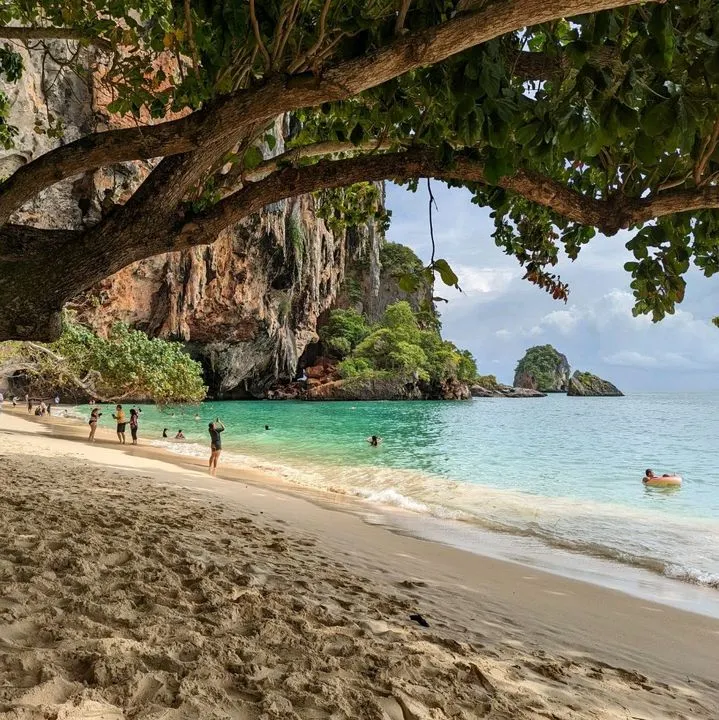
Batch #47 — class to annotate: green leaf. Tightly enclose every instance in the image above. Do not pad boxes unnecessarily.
[641,101,675,138]
[514,120,541,146]
[243,146,263,170]
[433,259,459,288]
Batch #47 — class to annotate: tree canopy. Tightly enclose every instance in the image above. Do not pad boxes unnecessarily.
[2,0,719,340]
[322,302,478,383]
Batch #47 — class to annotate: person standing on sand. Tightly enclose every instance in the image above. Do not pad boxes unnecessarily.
[26,394,31,413]
[88,407,101,442]
[113,404,127,444]
[130,408,139,445]
[208,419,224,476]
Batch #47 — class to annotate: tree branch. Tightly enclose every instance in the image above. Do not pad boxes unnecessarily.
[23,343,113,401]
[0,113,207,225]
[187,149,719,246]
[182,149,612,244]
[510,50,567,81]
[0,26,113,51]
[221,138,394,189]
[395,0,412,35]
[288,0,333,72]
[250,0,272,72]
[0,0,651,226]
[0,225,78,259]
[693,118,719,187]
[183,0,201,77]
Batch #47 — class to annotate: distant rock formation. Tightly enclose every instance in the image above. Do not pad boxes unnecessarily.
[470,384,546,398]
[514,345,571,392]
[567,371,623,397]
[307,376,471,401]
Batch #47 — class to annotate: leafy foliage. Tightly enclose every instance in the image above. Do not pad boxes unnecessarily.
[474,373,500,390]
[1,317,206,403]
[318,308,371,358]
[331,301,477,384]
[5,0,719,325]
[514,344,569,391]
[380,242,424,277]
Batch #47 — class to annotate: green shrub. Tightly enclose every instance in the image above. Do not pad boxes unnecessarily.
[321,301,477,387]
[319,308,371,359]
[379,242,424,277]
[2,316,207,403]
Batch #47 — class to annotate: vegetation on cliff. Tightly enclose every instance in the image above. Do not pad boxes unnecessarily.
[0,318,206,403]
[567,371,623,396]
[3,2,719,340]
[320,302,477,385]
[514,345,570,392]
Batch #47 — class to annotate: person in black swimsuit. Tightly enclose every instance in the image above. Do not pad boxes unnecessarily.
[209,419,225,476]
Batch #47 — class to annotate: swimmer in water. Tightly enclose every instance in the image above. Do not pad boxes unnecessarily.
[367,435,381,447]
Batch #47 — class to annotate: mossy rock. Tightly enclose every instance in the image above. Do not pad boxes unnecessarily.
[567,371,623,397]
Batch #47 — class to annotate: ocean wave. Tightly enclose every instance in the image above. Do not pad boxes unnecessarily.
[72,408,719,593]
[664,565,719,589]
[354,488,430,514]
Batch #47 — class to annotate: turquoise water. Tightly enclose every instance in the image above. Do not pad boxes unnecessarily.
[74,393,719,588]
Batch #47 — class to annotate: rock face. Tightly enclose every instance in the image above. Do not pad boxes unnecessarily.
[567,371,623,397]
[306,376,470,401]
[73,190,378,398]
[513,345,571,392]
[1,43,388,398]
[470,384,546,398]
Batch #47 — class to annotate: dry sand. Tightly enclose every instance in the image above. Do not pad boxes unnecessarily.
[1,410,718,720]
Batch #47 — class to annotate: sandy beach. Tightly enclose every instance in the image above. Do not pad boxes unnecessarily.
[1,409,718,719]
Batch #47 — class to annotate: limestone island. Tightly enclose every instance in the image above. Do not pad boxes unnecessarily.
[513,345,623,397]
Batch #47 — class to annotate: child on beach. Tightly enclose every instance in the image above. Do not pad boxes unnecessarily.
[113,405,127,444]
[175,429,185,439]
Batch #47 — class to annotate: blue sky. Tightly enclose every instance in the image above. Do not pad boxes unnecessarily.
[385,182,719,391]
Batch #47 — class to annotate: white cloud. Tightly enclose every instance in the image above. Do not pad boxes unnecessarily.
[385,181,719,390]
[603,351,659,369]
[603,350,702,371]
[452,265,514,295]
[541,308,582,335]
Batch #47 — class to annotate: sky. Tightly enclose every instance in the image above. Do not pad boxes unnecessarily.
[385,182,719,392]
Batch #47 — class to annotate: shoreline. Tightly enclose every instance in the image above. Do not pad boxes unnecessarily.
[12,405,719,618]
[2,409,719,717]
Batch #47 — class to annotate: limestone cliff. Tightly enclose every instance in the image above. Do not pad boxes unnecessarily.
[567,371,623,397]
[514,345,571,392]
[2,42,385,398]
